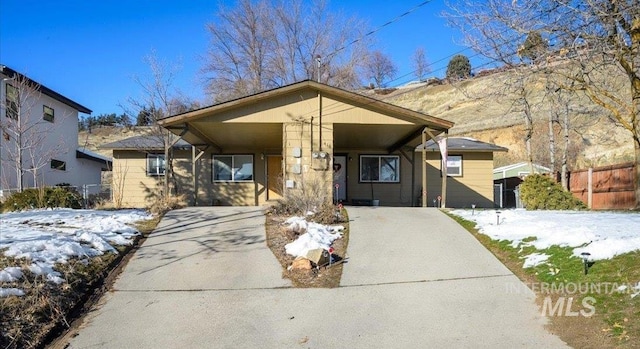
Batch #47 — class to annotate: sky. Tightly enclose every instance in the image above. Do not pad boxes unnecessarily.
[0,0,469,117]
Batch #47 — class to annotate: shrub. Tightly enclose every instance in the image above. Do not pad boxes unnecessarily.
[147,194,187,216]
[270,178,329,216]
[2,187,83,211]
[519,174,586,210]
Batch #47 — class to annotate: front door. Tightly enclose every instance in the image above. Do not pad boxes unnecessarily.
[267,155,283,200]
[333,155,347,203]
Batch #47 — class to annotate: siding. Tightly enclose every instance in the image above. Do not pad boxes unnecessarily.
[416,152,495,208]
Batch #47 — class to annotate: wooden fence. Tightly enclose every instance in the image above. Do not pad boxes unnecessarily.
[568,162,637,210]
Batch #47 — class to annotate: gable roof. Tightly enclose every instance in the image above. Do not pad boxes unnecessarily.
[158,80,453,130]
[1,65,92,114]
[416,137,509,152]
[100,135,192,150]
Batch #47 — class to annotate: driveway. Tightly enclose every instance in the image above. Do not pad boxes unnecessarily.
[66,206,568,348]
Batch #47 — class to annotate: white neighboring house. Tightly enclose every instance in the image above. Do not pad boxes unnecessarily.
[0,65,111,198]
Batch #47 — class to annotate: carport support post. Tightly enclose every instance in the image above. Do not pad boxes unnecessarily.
[421,129,427,207]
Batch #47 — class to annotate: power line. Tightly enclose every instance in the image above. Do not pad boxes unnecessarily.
[325,0,435,61]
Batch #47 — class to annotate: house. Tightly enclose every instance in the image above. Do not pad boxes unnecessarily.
[493,162,551,208]
[105,82,512,209]
[0,65,111,198]
[416,137,508,208]
[107,80,465,208]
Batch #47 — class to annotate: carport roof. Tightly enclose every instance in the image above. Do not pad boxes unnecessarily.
[157,80,454,150]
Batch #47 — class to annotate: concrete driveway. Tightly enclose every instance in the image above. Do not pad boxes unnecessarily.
[66,206,568,348]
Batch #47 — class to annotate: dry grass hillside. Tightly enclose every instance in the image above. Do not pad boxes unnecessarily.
[80,69,635,171]
[375,71,635,169]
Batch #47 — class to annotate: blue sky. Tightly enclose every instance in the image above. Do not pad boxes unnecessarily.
[0,0,470,117]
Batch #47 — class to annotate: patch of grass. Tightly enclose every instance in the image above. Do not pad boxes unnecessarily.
[265,207,349,288]
[0,216,160,349]
[446,211,640,348]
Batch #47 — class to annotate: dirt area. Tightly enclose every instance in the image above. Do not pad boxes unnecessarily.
[265,209,349,288]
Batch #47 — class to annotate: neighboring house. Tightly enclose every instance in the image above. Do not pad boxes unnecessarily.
[0,65,111,197]
[107,80,463,208]
[493,162,551,208]
[416,137,508,208]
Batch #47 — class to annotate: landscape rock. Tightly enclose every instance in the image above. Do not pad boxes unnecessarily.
[290,257,312,270]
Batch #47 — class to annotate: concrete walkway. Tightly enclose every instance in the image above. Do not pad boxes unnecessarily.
[67,207,568,348]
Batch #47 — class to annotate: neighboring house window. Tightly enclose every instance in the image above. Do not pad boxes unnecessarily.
[51,159,66,171]
[443,155,463,177]
[5,84,18,120]
[213,155,253,182]
[360,155,400,183]
[147,154,165,176]
[43,105,54,122]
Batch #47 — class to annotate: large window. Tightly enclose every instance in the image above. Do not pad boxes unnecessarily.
[5,84,18,120]
[147,154,165,176]
[360,155,400,183]
[443,155,463,177]
[213,155,253,182]
[51,159,66,171]
[43,105,54,122]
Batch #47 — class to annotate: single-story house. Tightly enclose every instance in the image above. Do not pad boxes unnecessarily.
[105,80,510,208]
[493,162,551,208]
[417,137,508,208]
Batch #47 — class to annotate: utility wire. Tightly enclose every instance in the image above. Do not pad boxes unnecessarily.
[325,0,435,61]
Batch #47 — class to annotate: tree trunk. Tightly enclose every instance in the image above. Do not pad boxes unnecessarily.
[548,109,556,178]
[634,136,640,210]
[561,106,569,190]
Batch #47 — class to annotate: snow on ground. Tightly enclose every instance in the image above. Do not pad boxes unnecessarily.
[0,208,152,297]
[284,216,343,258]
[451,209,640,263]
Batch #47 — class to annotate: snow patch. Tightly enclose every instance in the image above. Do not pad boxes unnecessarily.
[522,253,550,268]
[284,217,343,258]
[0,288,25,297]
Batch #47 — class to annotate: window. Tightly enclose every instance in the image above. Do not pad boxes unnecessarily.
[443,155,462,177]
[147,154,165,176]
[51,159,66,171]
[213,155,253,182]
[5,84,18,120]
[360,155,400,183]
[43,105,54,122]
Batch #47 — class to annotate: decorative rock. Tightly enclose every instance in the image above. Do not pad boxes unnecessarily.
[290,257,312,270]
[305,248,329,265]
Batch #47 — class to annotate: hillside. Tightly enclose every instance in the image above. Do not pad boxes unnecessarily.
[81,69,635,170]
[377,71,634,169]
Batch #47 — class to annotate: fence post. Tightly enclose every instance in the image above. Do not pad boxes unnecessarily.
[587,167,593,209]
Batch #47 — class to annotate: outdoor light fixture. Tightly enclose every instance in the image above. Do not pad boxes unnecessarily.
[496,211,501,225]
[581,252,591,275]
[472,204,476,215]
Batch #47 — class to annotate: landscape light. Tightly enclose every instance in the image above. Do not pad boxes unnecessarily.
[472,204,476,215]
[581,252,591,275]
[496,211,501,225]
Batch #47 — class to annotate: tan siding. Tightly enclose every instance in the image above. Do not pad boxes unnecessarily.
[320,95,413,125]
[415,152,495,208]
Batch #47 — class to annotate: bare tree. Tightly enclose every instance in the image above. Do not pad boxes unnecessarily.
[365,50,398,88]
[203,0,373,102]
[412,47,431,81]
[124,52,197,199]
[0,73,68,192]
[446,0,640,207]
